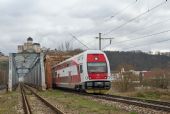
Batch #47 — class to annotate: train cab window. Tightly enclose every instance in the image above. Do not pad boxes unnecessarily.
[80,65,83,73]
[87,62,107,73]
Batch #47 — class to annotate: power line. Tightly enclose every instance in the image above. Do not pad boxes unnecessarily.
[126,18,170,36]
[102,18,170,49]
[102,29,170,50]
[103,0,168,36]
[69,33,89,49]
[112,18,170,38]
[88,0,137,47]
[69,34,97,49]
[104,0,138,22]
[85,38,97,49]
[123,38,170,51]
[90,0,139,40]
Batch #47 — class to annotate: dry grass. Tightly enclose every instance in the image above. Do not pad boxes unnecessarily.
[38,90,137,114]
[109,88,170,102]
[0,92,19,114]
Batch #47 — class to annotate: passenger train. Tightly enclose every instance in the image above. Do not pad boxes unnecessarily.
[52,50,112,93]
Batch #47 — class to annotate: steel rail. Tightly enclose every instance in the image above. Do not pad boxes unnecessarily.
[20,84,32,114]
[93,94,170,112]
[105,94,170,107]
[23,85,65,114]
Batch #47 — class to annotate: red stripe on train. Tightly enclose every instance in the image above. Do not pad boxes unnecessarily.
[88,73,108,80]
[87,54,106,62]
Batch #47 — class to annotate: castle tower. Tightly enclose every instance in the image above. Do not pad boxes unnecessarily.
[27,37,33,44]
[18,37,41,53]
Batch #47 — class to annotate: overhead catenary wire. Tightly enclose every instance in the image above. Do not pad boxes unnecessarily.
[102,29,170,50]
[103,5,170,49]
[88,0,139,48]
[69,33,89,49]
[126,18,170,36]
[103,0,168,36]
[85,38,98,49]
[88,0,138,49]
[111,18,170,38]
[122,38,170,51]
[104,0,138,22]
[72,1,168,50]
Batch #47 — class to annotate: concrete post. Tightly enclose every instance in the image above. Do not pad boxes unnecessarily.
[40,53,46,90]
[8,54,13,91]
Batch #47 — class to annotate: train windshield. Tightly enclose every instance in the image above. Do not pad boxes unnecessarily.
[87,62,107,73]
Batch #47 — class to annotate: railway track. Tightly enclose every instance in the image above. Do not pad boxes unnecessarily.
[20,84,32,114]
[20,84,64,114]
[58,89,170,112]
[93,94,170,112]
[105,94,170,107]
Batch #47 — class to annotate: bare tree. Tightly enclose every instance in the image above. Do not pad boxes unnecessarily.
[65,41,73,51]
[57,41,73,51]
[57,43,65,51]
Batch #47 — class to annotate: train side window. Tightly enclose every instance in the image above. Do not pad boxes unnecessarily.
[80,65,83,73]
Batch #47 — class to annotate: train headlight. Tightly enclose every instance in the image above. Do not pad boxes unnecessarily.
[94,57,98,60]
[108,76,113,80]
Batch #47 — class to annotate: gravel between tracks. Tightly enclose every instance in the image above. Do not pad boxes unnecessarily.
[24,88,56,114]
[17,86,24,114]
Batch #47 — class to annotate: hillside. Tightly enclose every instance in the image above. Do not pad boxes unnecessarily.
[104,51,170,71]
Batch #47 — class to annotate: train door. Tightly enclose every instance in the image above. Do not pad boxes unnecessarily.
[69,71,72,84]
[79,64,83,77]
[57,73,59,81]
[78,64,83,89]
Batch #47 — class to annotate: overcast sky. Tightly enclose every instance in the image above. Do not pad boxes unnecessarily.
[0,0,170,54]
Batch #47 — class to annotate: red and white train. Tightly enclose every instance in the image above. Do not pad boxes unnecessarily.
[52,50,112,93]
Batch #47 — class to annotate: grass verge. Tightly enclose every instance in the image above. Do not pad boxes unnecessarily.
[0,92,19,114]
[109,89,170,101]
[38,89,137,114]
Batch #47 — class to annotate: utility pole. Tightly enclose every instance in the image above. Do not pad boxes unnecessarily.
[99,33,102,50]
[96,33,114,50]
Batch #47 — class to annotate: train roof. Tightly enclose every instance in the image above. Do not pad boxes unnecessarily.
[52,50,105,68]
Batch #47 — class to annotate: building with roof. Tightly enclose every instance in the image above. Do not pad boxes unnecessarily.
[18,37,41,53]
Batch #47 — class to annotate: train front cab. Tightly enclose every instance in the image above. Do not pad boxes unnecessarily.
[83,52,111,94]
[85,81,111,94]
